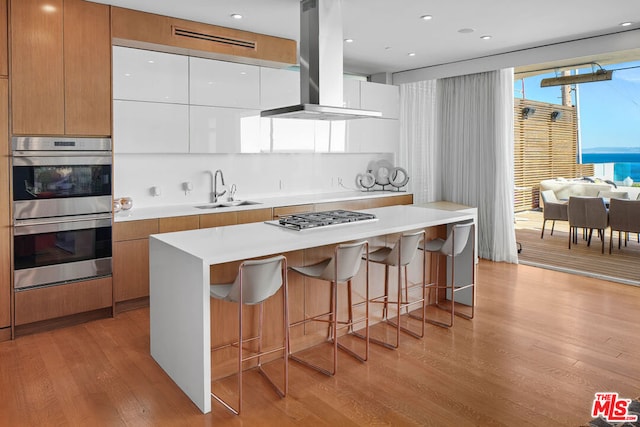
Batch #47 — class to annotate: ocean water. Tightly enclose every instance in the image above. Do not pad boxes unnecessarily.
[581,152,640,183]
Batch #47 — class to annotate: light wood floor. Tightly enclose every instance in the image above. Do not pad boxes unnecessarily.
[1,261,639,426]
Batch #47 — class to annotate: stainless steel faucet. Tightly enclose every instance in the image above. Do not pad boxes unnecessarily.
[209,169,226,203]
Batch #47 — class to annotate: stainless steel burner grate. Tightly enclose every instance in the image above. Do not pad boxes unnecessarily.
[275,209,377,230]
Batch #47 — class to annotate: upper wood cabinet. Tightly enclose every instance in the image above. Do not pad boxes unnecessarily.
[0,79,9,329]
[10,0,111,136]
[0,0,7,77]
[111,7,296,68]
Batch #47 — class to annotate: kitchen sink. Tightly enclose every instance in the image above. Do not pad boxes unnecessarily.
[194,200,261,209]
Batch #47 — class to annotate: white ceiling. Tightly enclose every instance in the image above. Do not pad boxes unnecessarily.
[92,0,640,76]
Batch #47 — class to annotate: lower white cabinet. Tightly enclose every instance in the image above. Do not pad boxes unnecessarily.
[113,100,189,153]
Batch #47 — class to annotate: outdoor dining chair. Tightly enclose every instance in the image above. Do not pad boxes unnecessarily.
[568,196,608,254]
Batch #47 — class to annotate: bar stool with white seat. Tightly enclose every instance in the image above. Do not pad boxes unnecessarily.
[209,255,288,415]
[367,230,426,349]
[421,221,475,328]
[288,240,369,376]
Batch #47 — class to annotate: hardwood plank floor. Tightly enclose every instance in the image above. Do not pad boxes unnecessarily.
[1,260,639,426]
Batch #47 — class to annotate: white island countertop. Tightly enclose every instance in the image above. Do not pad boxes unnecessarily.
[115,190,410,222]
[150,204,474,265]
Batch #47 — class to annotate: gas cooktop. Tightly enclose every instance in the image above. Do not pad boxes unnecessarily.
[267,209,377,231]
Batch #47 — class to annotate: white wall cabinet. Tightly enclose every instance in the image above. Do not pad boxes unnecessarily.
[112,47,400,154]
[190,57,260,108]
[260,67,299,109]
[113,47,189,104]
[190,106,262,153]
[113,100,189,153]
[346,118,400,154]
[360,81,400,119]
[343,78,361,109]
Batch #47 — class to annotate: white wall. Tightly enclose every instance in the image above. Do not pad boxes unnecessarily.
[113,152,394,207]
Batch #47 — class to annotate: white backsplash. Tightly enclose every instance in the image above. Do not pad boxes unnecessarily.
[114,152,395,208]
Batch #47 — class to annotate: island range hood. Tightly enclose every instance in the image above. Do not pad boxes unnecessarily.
[260,0,382,120]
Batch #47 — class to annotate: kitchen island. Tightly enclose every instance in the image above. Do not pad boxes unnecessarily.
[149,204,475,413]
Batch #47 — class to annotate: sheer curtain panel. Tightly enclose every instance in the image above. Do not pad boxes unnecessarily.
[437,69,518,262]
[399,80,440,204]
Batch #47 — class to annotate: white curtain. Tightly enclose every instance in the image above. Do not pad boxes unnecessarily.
[437,69,518,262]
[399,80,440,204]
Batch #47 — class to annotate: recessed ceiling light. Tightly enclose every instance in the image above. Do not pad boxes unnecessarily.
[230,13,243,19]
[458,28,475,34]
[408,52,416,57]
[344,38,354,43]
[480,35,492,40]
[620,21,632,27]
[420,15,433,21]
[147,60,155,64]
[124,73,131,77]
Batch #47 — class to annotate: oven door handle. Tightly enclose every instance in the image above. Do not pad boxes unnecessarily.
[13,214,112,235]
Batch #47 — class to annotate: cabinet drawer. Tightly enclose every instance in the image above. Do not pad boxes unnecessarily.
[273,204,314,219]
[15,277,112,325]
[113,219,159,241]
[199,212,236,228]
[159,215,199,233]
[237,208,272,224]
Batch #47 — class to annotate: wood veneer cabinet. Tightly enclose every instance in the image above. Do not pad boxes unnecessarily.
[10,0,111,136]
[113,219,158,303]
[0,78,9,330]
[273,194,413,219]
[112,197,412,308]
[0,0,7,77]
[111,7,296,68]
[113,208,273,306]
[14,277,112,326]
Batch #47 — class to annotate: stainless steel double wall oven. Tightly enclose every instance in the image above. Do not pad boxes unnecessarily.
[12,137,113,290]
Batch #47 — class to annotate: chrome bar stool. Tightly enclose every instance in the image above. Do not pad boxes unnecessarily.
[288,240,369,376]
[367,230,426,349]
[421,221,475,328]
[209,255,289,415]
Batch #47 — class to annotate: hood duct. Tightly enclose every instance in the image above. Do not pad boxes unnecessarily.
[260,0,381,120]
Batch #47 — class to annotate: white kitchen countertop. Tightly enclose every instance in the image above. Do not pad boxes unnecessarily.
[114,190,410,222]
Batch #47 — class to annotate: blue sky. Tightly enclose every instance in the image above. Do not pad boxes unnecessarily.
[515,60,640,151]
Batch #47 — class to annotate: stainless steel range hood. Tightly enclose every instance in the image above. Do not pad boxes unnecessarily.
[260,0,381,120]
